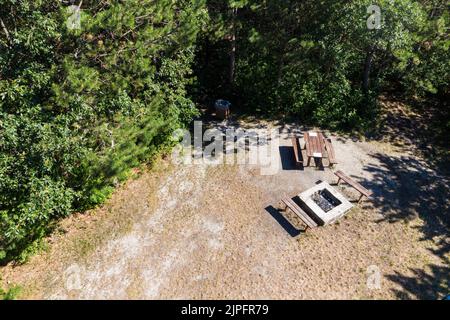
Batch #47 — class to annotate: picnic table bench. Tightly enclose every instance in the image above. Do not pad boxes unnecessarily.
[291,137,303,168]
[280,196,318,230]
[323,137,338,167]
[334,170,373,203]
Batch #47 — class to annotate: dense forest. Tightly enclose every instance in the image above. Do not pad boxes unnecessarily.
[0,0,448,262]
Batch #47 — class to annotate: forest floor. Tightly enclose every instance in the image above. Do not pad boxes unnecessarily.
[1,100,449,299]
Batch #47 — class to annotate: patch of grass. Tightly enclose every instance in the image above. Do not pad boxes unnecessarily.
[0,284,22,300]
[60,161,169,262]
[15,238,49,265]
[72,238,97,259]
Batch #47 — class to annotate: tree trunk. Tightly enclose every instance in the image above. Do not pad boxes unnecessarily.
[0,18,12,48]
[228,7,237,85]
[276,43,287,113]
[363,46,374,93]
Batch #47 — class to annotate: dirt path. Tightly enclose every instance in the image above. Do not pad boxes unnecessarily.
[1,123,448,299]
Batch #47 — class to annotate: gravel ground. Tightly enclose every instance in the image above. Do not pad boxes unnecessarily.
[1,122,448,299]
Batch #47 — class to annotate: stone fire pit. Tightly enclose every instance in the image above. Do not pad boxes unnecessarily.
[299,181,353,225]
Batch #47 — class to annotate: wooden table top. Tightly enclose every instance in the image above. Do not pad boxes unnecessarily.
[303,131,326,158]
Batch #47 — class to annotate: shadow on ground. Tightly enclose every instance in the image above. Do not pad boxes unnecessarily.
[279,146,304,171]
[370,95,450,176]
[361,152,449,299]
[264,206,302,237]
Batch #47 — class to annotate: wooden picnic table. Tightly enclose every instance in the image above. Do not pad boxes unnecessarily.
[303,131,326,167]
[291,131,338,168]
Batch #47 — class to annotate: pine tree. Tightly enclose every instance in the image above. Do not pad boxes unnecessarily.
[0,0,207,261]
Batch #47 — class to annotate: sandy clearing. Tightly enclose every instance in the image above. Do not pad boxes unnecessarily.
[1,122,448,300]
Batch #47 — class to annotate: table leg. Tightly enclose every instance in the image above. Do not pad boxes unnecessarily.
[358,194,364,203]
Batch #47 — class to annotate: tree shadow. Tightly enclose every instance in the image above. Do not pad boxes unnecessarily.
[368,95,450,176]
[361,152,449,299]
[387,264,450,300]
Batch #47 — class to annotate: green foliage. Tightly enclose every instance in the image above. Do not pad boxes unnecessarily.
[198,0,448,129]
[0,0,206,261]
[399,2,449,96]
[0,284,21,300]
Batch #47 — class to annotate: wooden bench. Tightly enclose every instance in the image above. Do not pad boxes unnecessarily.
[323,138,338,167]
[334,170,373,203]
[291,137,303,168]
[280,196,318,230]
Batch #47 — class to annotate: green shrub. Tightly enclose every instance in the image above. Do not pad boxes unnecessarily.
[198,0,447,130]
[0,285,22,300]
[0,0,206,262]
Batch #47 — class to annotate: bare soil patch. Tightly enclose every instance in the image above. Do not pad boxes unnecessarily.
[1,118,448,299]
